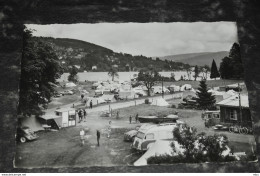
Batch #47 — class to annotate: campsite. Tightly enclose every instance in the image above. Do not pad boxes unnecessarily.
[16,78,256,167]
[16,24,256,168]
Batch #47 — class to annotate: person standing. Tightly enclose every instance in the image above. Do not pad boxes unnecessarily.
[78,109,82,123]
[90,100,93,109]
[96,130,100,146]
[80,128,85,146]
[129,115,132,124]
[83,109,87,122]
[135,113,139,123]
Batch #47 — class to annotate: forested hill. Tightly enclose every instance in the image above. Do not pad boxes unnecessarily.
[158,51,229,67]
[38,37,192,72]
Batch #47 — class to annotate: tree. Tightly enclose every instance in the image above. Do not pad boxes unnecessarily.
[137,68,160,96]
[18,26,63,117]
[219,43,244,79]
[170,73,176,81]
[229,43,244,79]
[210,59,220,80]
[108,67,119,81]
[219,56,232,79]
[68,66,78,83]
[147,124,236,164]
[196,80,216,110]
[193,65,200,81]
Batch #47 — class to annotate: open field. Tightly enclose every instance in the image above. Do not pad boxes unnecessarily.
[15,113,142,168]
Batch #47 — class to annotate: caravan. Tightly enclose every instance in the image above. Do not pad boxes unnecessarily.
[132,123,178,151]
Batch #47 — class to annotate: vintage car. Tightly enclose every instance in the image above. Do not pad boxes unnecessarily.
[124,130,138,142]
[16,126,39,143]
[61,90,74,95]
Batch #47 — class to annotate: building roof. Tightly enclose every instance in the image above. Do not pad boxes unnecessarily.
[55,107,76,112]
[216,95,249,108]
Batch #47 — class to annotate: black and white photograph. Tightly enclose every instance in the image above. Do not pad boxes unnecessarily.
[14,22,257,168]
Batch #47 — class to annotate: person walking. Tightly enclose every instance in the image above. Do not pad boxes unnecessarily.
[135,113,139,123]
[96,130,100,146]
[90,100,93,109]
[78,109,82,123]
[80,128,85,146]
[129,115,132,124]
[83,109,87,122]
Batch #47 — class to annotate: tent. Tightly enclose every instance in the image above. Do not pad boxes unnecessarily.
[180,84,192,91]
[151,98,169,106]
[153,86,170,94]
[133,87,148,96]
[119,90,137,99]
[134,140,184,166]
[19,115,44,132]
[169,85,181,92]
[101,94,116,103]
[85,97,106,107]
[65,82,76,87]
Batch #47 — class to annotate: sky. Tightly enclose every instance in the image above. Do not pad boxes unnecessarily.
[26,22,238,57]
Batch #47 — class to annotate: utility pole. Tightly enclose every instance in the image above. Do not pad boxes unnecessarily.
[162,77,164,98]
[238,83,242,122]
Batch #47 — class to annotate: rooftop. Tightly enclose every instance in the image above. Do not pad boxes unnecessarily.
[216,95,249,108]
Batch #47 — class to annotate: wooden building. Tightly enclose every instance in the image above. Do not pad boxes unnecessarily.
[216,95,252,128]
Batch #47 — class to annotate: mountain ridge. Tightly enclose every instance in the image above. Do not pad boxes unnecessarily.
[156,51,229,67]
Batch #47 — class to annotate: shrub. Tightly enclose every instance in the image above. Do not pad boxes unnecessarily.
[145,98,149,104]
[177,104,185,109]
[147,124,236,164]
[171,104,176,108]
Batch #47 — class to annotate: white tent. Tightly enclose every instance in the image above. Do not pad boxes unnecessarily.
[65,82,76,87]
[180,84,192,91]
[134,140,184,166]
[119,89,137,99]
[101,94,116,103]
[169,85,181,92]
[19,116,44,132]
[153,86,170,94]
[151,98,169,106]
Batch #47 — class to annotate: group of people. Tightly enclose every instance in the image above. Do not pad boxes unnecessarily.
[129,113,139,124]
[77,108,87,123]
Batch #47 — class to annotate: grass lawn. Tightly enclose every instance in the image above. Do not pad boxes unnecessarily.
[15,124,141,167]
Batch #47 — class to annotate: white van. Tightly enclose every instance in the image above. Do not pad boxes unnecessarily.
[132,123,178,151]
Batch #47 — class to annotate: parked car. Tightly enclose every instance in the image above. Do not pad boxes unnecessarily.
[132,123,178,151]
[124,130,138,142]
[61,90,74,95]
[53,92,62,97]
[16,126,39,143]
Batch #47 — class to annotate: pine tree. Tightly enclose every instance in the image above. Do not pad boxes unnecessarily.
[219,56,232,79]
[229,43,244,79]
[210,59,220,79]
[196,80,216,110]
[194,65,199,81]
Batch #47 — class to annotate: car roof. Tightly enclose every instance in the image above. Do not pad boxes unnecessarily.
[138,123,177,133]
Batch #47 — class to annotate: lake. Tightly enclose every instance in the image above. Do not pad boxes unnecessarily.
[57,71,210,82]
